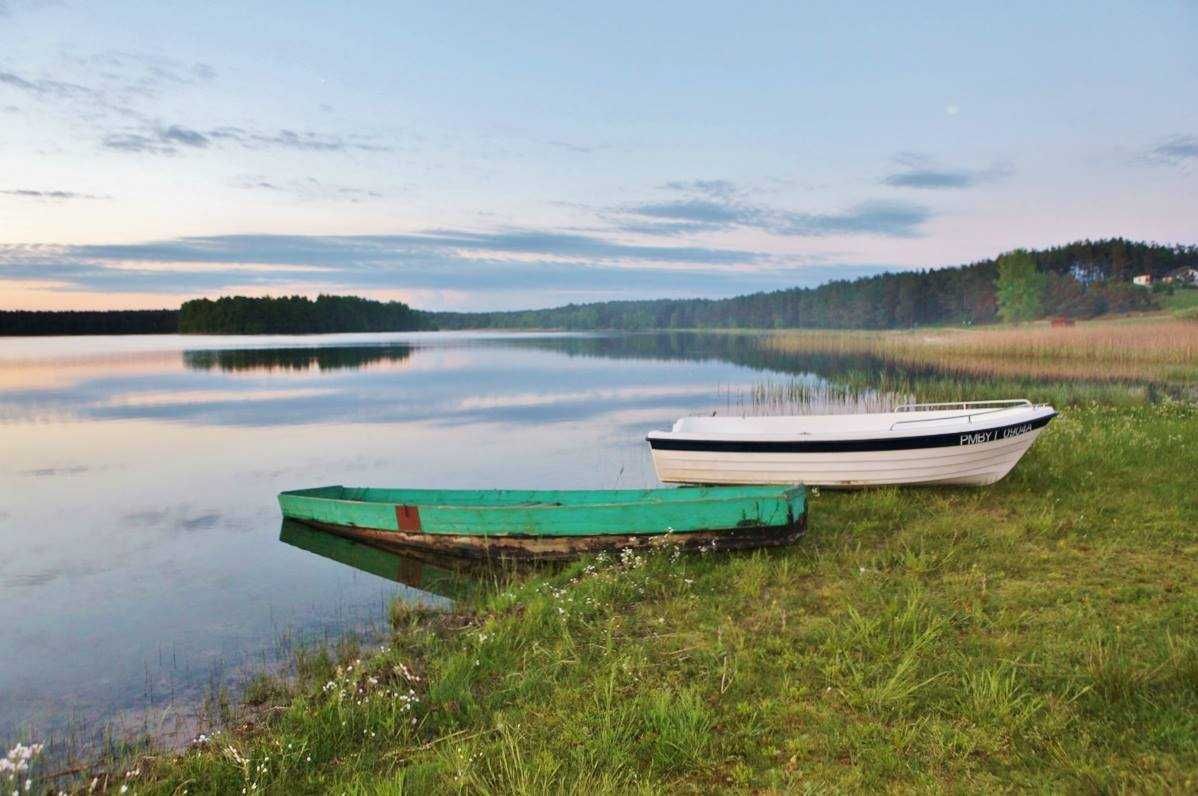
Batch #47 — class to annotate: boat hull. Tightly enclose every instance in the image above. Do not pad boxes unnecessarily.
[648,410,1056,488]
[298,515,805,560]
[278,485,806,561]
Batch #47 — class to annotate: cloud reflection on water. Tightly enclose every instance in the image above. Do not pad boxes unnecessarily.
[0,334,760,427]
[0,330,884,750]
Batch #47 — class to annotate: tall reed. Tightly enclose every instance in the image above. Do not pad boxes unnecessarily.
[765,316,1198,383]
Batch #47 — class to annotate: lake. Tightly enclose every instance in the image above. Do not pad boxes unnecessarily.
[3,330,908,751]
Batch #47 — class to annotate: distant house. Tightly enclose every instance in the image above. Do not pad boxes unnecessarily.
[1132,274,1153,286]
[1161,266,1198,286]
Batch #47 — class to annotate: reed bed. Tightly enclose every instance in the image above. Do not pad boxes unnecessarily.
[728,375,1154,415]
[765,315,1198,384]
[715,380,914,416]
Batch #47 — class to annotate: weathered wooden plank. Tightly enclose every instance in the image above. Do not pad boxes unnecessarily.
[298,514,806,561]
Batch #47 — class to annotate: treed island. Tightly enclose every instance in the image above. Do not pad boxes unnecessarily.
[2,238,1196,335]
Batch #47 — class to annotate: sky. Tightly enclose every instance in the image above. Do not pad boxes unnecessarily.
[0,0,1195,311]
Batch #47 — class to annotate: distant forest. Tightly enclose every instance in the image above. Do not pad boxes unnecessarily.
[178,295,435,334]
[434,239,1194,330]
[0,308,178,335]
[0,295,433,335]
[2,239,1195,335]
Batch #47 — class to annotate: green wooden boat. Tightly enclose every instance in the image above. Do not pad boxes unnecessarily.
[278,484,806,560]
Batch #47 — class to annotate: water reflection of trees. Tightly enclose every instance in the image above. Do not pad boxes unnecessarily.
[182,332,1178,403]
[183,345,413,373]
[498,331,934,379]
[499,332,1176,404]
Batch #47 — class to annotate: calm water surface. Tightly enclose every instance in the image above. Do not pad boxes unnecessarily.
[1,330,868,748]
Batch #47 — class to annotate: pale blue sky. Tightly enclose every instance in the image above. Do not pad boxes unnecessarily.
[1,0,1195,310]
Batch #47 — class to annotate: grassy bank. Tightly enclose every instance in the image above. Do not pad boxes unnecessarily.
[1161,288,1198,321]
[103,400,1198,793]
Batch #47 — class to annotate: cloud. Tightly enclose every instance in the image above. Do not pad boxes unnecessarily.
[0,68,95,102]
[1142,134,1198,167]
[884,169,975,189]
[65,51,216,94]
[0,71,37,90]
[775,200,932,237]
[236,175,383,202]
[99,123,390,155]
[544,139,602,154]
[0,230,893,305]
[20,465,89,477]
[100,132,177,154]
[1,229,767,280]
[615,196,759,236]
[0,55,216,133]
[97,123,210,154]
[659,179,738,198]
[1,188,106,200]
[2,55,380,157]
[248,128,389,152]
[883,153,1012,190]
[408,229,759,264]
[613,182,931,238]
[159,124,209,147]
[629,199,752,224]
[0,52,213,109]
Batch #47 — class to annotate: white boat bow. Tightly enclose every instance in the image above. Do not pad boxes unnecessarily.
[647,399,1057,487]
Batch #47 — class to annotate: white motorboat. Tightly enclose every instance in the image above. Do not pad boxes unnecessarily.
[647,399,1057,487]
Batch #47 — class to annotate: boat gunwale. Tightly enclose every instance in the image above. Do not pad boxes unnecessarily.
[647,410,1057,452]
[278,485,806,513]
[651,405,1054,441]
[279,486,806,542]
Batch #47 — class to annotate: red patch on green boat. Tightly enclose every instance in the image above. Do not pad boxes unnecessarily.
[395,504,422,532]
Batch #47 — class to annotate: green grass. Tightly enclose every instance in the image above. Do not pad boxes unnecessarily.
[112,402,1198,792]
[1160,286,1198,315]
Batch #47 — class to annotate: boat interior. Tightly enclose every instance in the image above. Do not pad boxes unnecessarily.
[282,484,801,507]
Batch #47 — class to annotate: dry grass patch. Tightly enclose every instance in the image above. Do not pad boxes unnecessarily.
[766,315,1198,383]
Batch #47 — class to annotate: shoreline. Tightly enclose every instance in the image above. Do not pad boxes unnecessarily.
[24,401,1195,792]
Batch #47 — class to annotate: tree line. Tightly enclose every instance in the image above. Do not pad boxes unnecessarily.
[178,295,436,334]
[0,296,435,335]
[3,239,1193,335]
[0,309,179,335]
[434,239,1192,330]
